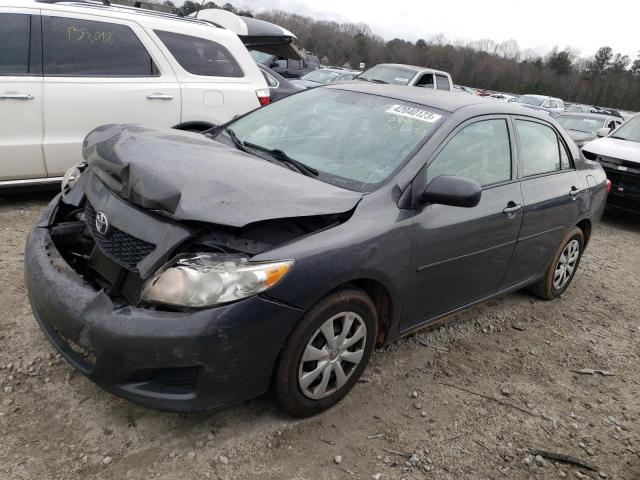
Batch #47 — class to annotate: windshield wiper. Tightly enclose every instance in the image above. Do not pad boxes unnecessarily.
[367,78,389,84]
[243,141,319,177]
[224,127,250,154]
[609,135,628,140]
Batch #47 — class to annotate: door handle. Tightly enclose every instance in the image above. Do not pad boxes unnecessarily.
[146,93,174,100]
[502,202,523,215]
[569,186,583,199]
[0,93,34,100]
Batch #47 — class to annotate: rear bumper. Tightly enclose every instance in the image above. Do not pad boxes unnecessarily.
[24,205,304,412]
[602,166,640,212]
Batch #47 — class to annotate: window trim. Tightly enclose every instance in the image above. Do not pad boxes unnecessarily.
[512,116,576,181]
[41,13,160,78]
[410,115,517,207]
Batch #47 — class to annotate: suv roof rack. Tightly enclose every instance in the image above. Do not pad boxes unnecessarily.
[34,0,216,26]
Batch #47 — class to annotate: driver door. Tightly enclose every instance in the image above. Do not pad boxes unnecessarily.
[401,117,523,329]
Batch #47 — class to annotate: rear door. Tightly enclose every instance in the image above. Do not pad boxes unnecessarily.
[500,117,584,287]
[41,13,180,177]
[402,117,523,328]
[0,9,45,181]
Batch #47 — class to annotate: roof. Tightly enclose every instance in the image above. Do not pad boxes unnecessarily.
[375,63,450,76]
[555,112,617,121]
[328,83,552,118]
[10,1,213,29]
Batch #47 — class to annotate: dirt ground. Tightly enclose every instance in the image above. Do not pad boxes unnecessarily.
[1,191,639,480]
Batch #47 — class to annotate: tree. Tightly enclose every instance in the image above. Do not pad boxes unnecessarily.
[545,47,574,74]
[611,53,630,72]
[589,46,613,74]
[632,52,640,76]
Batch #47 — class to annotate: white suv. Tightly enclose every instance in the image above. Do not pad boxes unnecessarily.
[0,0,270,187]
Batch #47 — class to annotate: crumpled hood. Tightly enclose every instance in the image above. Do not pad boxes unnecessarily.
[582,136,640,164]
[82,124,362,228]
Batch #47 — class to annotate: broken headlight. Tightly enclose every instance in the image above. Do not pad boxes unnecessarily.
[61,162,87,200]
[140,254,294,308]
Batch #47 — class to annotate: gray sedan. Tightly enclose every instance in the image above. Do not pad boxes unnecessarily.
[25,84,608,417]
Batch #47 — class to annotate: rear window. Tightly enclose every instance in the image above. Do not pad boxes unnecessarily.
[156,30,243,77]
[358,65,417,85]
[0,13,41,75]
[42,17,157,76]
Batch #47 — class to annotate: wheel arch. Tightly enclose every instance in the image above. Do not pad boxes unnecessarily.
[575,218,592,247]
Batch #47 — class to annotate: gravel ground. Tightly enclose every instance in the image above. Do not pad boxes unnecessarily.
[1,191,639,480]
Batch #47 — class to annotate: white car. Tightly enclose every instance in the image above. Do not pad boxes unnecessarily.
[582,113,640,212]
[0,0,270,187]
[515,94,565,115]
[489,93,517,102]
[356,64,453,91]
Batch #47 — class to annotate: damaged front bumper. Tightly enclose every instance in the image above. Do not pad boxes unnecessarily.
[24,198,304,412]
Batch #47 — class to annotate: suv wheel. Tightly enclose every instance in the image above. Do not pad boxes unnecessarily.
[275,288,377,417]
[528,227,584,300]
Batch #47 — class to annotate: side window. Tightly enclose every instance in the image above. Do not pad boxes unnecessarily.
[416,73,434,88]
[42,17,157,76]
[288,59,303,70]
[155,30,243,77]
[0,13,41,75]
[341,74,354,81]
[261,70,278,88]
[435,74,451,91]
[516,120,571,176]
[427,119,512,187]
[548,99,557,108]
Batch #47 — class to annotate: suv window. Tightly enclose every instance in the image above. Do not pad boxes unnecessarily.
[261,70,278,88]
[42,17,157,76]
[516,120,571,176]
[427,119,511,187]
[155,30,243,77]
[288,59,303,70]
[0,13,41,75]
[547,99,557,108]
[435,74,450,91]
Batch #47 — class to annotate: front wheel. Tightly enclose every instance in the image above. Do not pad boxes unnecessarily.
[528,227,584,300]
[275,288,377,418]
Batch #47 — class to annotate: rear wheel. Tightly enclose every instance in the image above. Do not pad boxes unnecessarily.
[528,227,584,300]
[275,288,377,418]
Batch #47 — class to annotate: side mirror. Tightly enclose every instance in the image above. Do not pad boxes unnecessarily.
[421,175,482,208]
[596,127,609,137]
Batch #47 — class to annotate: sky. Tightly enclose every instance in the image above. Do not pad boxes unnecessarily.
[183,0,638,60]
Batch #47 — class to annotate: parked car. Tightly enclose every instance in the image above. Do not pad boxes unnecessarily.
[0,0,269,188]
[251,50,321,79]
[489,93,517,102]
[555,113,623,148]
[26,84,608,417]
[453,85,476,94]
[356,64,453,91]
[290,68,360,89]
[515,95,565,115]
[565,104,597,114]
[619,110,637,122]
[582,113,640,212]
[257,63,305,101]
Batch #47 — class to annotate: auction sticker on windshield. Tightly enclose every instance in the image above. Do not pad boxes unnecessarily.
[386,104,442,123]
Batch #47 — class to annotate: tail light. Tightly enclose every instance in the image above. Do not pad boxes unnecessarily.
[256,88,270,106]
[605,178,612,194]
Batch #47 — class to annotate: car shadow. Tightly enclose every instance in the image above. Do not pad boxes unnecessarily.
[601,207,640,234]
[0,188,58,207]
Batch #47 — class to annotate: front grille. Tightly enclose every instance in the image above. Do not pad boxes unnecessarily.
[151,367,200,391]
[84,202,155,271]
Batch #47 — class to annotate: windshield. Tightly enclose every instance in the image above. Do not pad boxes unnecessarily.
[610,114,640,142]
[250,50,273,65]
[517,95,545,106]
[357,65,417,85]
[220,88,446,191]
[556,115,604,134]
[301,70,341,84]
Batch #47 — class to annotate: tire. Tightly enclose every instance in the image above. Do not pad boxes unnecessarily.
[528,227,585,300]
[275,288,377,418]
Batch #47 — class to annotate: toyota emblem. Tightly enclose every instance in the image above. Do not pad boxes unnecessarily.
[95,211,110,235]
